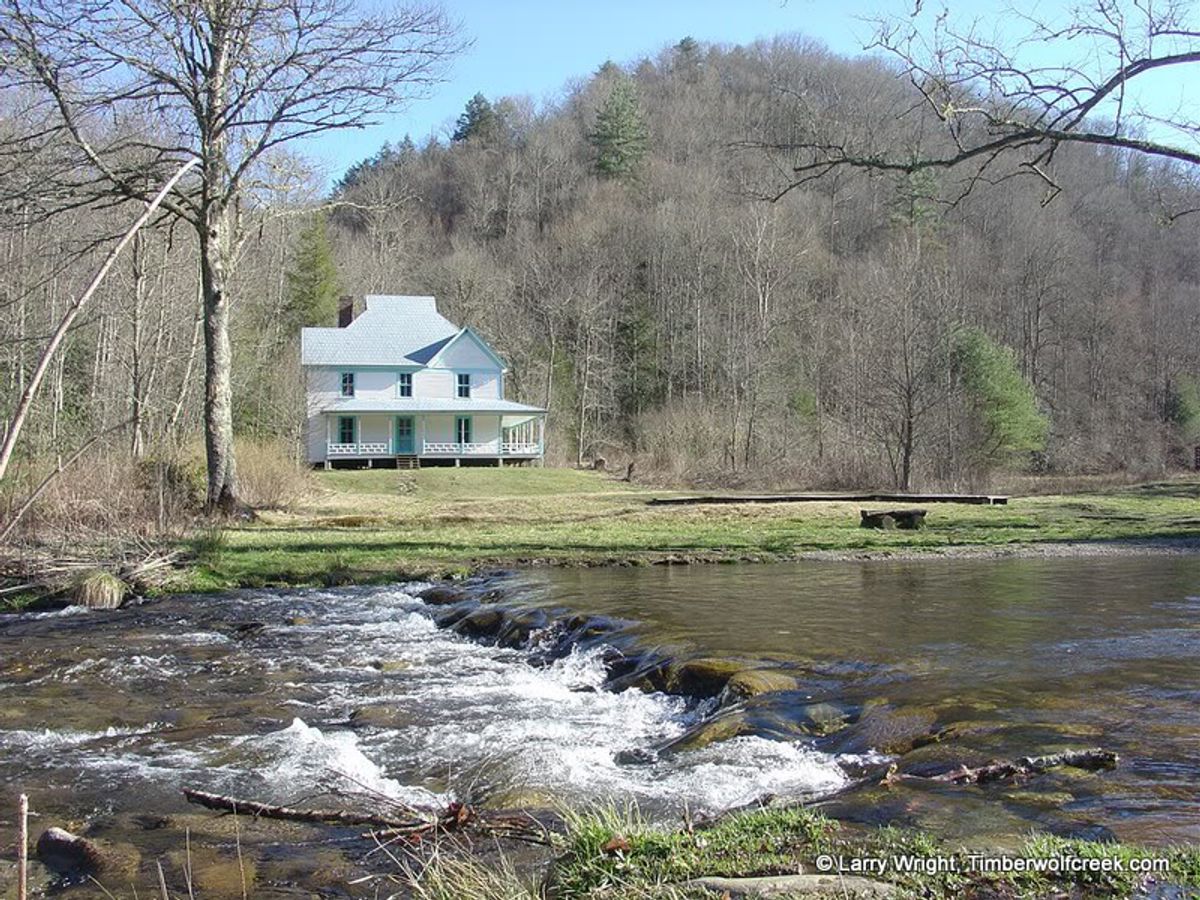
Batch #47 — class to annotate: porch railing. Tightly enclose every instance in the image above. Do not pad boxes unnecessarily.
[423,441,495,455]
[501,441,541,455]
[326,440,543,457]
[328,441,389,456]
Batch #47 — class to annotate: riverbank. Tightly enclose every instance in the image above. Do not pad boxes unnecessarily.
[175,469,1200,594]
[406,803,1200,899]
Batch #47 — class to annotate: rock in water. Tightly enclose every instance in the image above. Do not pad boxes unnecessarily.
[418,585,468,605]
[36,827,109,875]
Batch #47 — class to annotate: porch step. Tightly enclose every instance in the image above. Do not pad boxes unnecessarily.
[395,455,420,470]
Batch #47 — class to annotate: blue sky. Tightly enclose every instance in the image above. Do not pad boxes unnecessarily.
[306,0,889,179]
[303,0,1198,183]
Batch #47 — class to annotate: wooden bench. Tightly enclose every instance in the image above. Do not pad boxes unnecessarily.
[860,508,927,530]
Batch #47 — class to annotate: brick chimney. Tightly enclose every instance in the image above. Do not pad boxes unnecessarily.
[337,295,355,328]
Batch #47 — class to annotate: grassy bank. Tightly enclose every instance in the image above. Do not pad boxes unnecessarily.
[178,468,1200,592]
[406,804,1200,899]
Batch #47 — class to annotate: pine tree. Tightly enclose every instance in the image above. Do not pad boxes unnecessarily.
[955,327,1048,465]
[284,214,340,329]
[452,92,499,143]
[589,75,649,180]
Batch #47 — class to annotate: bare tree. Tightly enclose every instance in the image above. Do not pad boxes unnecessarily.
[0,0,464,511]
[771,1,1200,205]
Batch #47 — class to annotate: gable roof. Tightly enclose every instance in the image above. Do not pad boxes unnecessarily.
[301,295,475,367]
[425,326,509,371]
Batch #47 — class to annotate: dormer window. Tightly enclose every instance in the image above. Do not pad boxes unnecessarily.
[398,372,413,397]
[340,372,355,397]
[456,373,471,399]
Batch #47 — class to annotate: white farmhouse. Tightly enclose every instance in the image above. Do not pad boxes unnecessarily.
[301,295,545,468]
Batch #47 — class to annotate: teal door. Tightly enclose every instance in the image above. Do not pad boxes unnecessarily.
[394,416,415,454]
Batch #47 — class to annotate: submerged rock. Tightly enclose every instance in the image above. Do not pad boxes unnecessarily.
[349,704,413,729]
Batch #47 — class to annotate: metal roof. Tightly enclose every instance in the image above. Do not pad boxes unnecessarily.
[301,295,461,367]
[319,398,546,414]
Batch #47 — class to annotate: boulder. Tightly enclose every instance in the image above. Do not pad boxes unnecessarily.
[452,607,505,640]
[36,827,137,877]
[722,668,802,701]
[667,657,747,698]
[418,585,468,606]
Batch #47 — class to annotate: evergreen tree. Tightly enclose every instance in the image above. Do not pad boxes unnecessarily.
[955,328,1048,466]
[1167,375,1200,443]
[452,92,499,143]
[284,214,340,329]
[589,75,649,180]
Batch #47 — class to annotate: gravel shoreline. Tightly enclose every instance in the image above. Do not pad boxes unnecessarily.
[791,535,1200,563]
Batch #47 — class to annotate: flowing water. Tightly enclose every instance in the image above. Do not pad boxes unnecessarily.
[1,555,1198,894]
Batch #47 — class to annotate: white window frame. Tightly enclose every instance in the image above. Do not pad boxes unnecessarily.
[340,372,355,397]
[397,372,413,398]
[456,372,471,399]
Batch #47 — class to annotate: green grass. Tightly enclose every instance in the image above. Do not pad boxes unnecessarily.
[169,469,1200,592]
[400,804,1200,898]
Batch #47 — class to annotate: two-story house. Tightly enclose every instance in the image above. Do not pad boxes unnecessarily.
[301,295,546,468]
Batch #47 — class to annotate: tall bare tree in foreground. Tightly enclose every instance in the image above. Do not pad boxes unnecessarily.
[0,0,463,511]
[771,1,1200,206]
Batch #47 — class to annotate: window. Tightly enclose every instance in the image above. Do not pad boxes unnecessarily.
[337,416,355,444]
[456,373,471,399]
[456,416,472,445]
[398,372,413,398]
[340,372,355,397]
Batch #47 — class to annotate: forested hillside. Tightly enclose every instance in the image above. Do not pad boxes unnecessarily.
[4,35,1200,499]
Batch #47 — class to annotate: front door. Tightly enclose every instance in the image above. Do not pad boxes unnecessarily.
[394,416,415,454]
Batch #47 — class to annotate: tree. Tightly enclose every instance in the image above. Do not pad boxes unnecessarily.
[954,328,1048,471]
[452,93,499,143]
[771,1,1200,208]
[589,75,650,180]
[285,215,341,330]
[0,0,463,512]
[1167,376,1200,444]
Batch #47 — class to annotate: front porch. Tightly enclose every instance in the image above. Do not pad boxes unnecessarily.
[317,411,545,468]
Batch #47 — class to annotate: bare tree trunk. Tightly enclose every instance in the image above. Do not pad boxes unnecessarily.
[129,231,147,458]
[199,205,238,513]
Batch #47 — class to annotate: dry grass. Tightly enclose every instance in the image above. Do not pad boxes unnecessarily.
[69,569,129,609]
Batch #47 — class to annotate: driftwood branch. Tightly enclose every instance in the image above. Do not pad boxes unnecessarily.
[882,748,1118,787]
[182,788,422,830]
[181,788,551,845]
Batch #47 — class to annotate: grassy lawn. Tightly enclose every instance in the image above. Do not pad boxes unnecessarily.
[179,468,1200,592]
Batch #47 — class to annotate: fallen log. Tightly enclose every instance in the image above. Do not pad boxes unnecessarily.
[181,788,551,846]
[881,748,1118,787]
[182,787,423,830]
